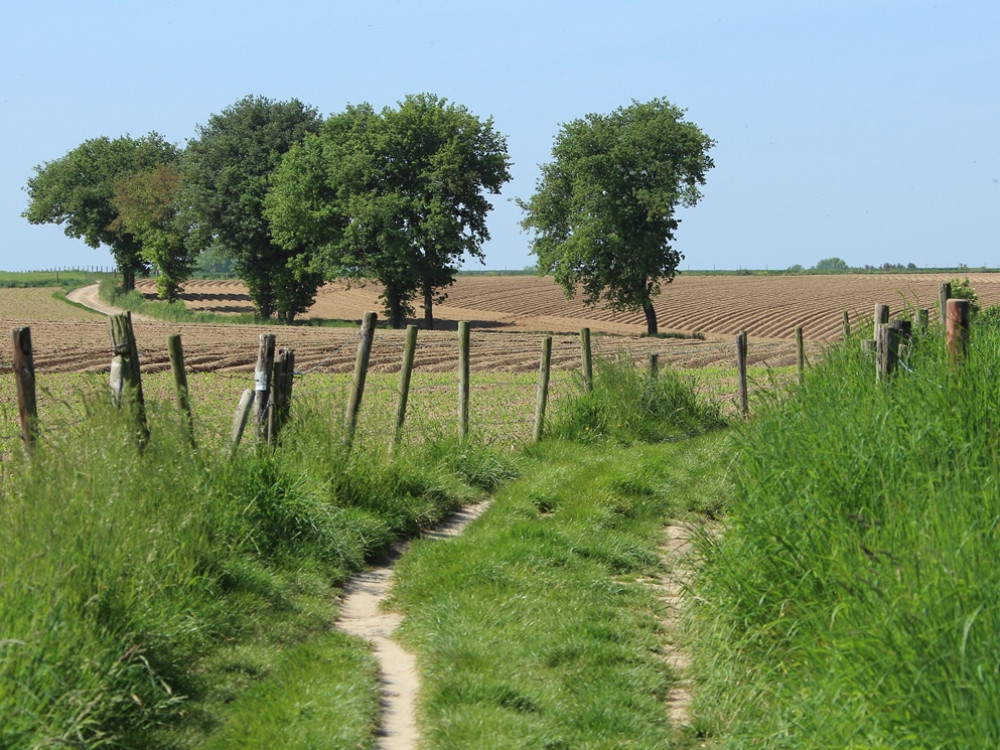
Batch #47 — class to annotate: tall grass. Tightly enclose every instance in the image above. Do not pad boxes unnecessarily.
[689,324,1000,746]
[0,384,516,748]
[548,354,727,444]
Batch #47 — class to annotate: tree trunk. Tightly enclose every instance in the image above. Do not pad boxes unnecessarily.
[642,297,658,335]
[422,281,435,330]
[386,288,405,329]
[122,267,136,292]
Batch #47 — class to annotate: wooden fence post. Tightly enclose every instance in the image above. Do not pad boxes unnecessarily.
[877,318,905,381]
[580,327,593,393]
[939,282,952,329]
[253,334,277,442]
[12,327,38,450]
[917,309,929,334]
[533,336,552,443]
[267,347,295,445]
[229,389,254,457]
[392,325,418,452]
[345,312,377,448]
[167,334,195,447]
[458,321,470,440]
[795,326,805,386]
[946,298,971,364]
[108,312,149,450]
[736,330,748,419]
[842,311,851,339]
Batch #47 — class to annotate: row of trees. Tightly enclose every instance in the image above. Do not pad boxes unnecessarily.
[24,95,715,333]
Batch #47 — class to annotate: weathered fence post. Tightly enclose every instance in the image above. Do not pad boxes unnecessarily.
[939,282,952,329]
[877,318,906,381]
[533,336,553,443]
[345,312,377,448]
[167,334,195,447]
[229,389,254,457]
[580,327,593,393]
[12,327,38,450]
[458,321,470,440]
[946,298,971,364]
[647,352,659,380]
[917,309,929,334]
[108,312,149,449]
[842,311,851,339]
[267,347,295,446]
[392,325,418,452]
[253,333,276,442]
[795,326,805,386]
[736,330,749,419]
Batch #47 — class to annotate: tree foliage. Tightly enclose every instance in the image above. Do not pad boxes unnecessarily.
[813,256,849,272]
[111,163,193,301]
[23,133,179,290]
[518,98,715,334]
[266,93,511,328]
[181,95,323,322]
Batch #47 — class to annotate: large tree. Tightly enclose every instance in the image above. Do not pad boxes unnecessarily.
[518,98,715,335]
[266,94,511,329]
[181,95,323,322]
[23,133,179,291]
[110,163,194,302]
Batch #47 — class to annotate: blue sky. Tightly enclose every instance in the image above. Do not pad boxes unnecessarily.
[1,1,997,273]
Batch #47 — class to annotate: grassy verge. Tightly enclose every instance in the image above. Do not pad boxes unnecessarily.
[387,360,730,748]
[97,278,354,327]
[688,324,1000,746]
[0,386,516,748]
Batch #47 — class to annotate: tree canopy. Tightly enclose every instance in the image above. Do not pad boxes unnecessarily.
[181,95,323,322]
[518,98,715,334]
[23,133,179,290]
[266,93,511,328]
[111,163,193,301]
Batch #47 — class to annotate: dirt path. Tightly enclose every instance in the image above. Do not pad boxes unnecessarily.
[654,524,696,731]
[65,284,153,321]
[336,501,491,750]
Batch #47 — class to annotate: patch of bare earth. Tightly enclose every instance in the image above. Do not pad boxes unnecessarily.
[649,524,696,734]
[336,501,491,750]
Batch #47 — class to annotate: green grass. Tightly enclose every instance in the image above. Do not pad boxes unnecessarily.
[0,270,110,288]
[98,278,356,326]
[0,383,518,748]
[688,323,1000,747]
[389,434,729,749]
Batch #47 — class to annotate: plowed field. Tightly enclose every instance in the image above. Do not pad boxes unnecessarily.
[4,273,996,376]
[143,272,1000,339]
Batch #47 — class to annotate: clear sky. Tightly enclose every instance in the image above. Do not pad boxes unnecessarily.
[1,1,997,273]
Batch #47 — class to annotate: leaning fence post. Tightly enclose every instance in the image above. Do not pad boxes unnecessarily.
[533,336,553,443]
[12,327,38,451]
[946,298,971,364]
[458,321,470,440]
[108,312,149,450]
[167,334,195,447]
[253,333,277,442]
[229,389,255,457]
[580,327,593,393]
[736,330,748,419]
[392,325,418,452]
[345,312,377,448]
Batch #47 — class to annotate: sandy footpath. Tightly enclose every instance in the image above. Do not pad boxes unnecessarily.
[337,501,492,750]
